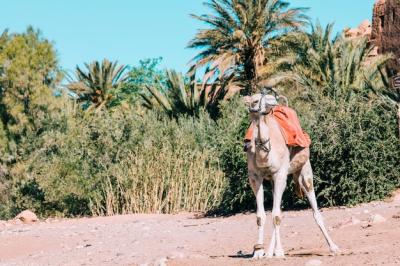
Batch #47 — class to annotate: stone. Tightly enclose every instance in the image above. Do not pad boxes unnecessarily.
[14,210,38,224]
[155,257,168,266]
[344,20,372,39]
[391,189,400,202]
[369,214,387,224]
[392,213,400,219]
[338,216,361,228]
[167,252,185,259]
[10,218,23,225]
[305,259,322,266]
[371,0,400,74]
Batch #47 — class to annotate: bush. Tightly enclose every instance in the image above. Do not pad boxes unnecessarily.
[209,94,400,213]
[1,92,398,219]
[3,107,226,218]
[208,97,260,213]
[308,97,400,206]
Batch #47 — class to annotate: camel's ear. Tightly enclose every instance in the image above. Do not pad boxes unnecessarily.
[243,96,251,107]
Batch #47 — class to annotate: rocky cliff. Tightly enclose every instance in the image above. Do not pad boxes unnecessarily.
[371,0,400,74]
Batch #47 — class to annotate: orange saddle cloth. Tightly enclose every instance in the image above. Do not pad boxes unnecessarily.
[245,106,311,148]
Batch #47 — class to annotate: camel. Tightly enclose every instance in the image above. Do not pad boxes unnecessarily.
[244,90,339,259]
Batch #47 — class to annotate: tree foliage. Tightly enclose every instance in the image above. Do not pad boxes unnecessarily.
[188,0,308,95]
[140,69,233,118]
[0,26,60,152]
[67,59,128,110]
[0,16,399,220]
[114,57,166,105]
[273,22,391,98]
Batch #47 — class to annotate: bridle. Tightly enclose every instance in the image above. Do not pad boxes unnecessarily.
[255,135,271,153]
[249,88,279,153]
[249,88,278,115]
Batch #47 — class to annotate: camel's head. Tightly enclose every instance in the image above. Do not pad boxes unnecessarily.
[244,92,278,116]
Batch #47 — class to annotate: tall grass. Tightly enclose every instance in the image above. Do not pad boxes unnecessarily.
[92,146,225,216]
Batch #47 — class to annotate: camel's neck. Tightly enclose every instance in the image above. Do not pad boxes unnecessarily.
[257,115,270,144]
[255,115,271,161]
[253,113,289,170]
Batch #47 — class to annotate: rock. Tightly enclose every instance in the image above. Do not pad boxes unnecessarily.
[344,20,372,39]
[369,214,386,224]
[155,257,168,266]
[371,0,400,74]
[14,210,38,224]
[305,259,322,266]
[392,213,400,219]
[167,252,185,259]
[341,216,361,228]
[10,218,23,225]
[391,189,400,202]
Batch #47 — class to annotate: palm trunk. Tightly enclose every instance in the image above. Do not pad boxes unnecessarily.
[243,51,258,95]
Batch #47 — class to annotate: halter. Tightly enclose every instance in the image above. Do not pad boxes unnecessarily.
[255,137,271,153]
[248,87,278,115]
[249,87,279,153]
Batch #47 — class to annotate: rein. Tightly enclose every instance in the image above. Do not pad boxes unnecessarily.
[255,136,271,153]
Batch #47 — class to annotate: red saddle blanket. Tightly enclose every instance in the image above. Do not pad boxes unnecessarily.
[245,106,311,148]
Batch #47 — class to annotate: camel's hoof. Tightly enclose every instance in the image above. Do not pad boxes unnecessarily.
[330,244,340,254]
[274,249,285,258]
[252,249,265,259]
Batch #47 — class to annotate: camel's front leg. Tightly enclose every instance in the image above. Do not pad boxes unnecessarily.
[267,171,287,258]
[249,176,266,259]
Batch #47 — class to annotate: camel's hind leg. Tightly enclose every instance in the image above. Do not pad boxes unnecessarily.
[299,160,339,253]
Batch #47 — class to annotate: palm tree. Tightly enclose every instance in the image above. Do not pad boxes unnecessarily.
[140,70,230,118]
[141,70,202,117]
[67,59,128,110]
[273,22,392,99]
[188,0,308,95]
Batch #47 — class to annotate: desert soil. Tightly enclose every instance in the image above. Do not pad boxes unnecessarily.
[1,196,400,266]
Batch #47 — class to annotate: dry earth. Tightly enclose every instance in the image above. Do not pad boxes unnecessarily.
[1,196,400,266]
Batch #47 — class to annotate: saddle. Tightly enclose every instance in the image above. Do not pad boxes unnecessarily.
[270,106,311,148]
[245,99,311,148]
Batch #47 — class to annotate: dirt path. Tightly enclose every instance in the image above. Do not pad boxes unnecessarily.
[1,198,400,266]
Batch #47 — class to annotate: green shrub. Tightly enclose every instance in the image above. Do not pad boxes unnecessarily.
[213,94,400,212]
[308,97,400,206]
[209,97,259,213]
[1,92,398,219]
[4,107,226,218]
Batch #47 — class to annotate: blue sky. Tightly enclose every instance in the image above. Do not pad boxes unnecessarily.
[0,0,376,72]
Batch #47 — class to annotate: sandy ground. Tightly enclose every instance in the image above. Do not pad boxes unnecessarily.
[1,197,400,266]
